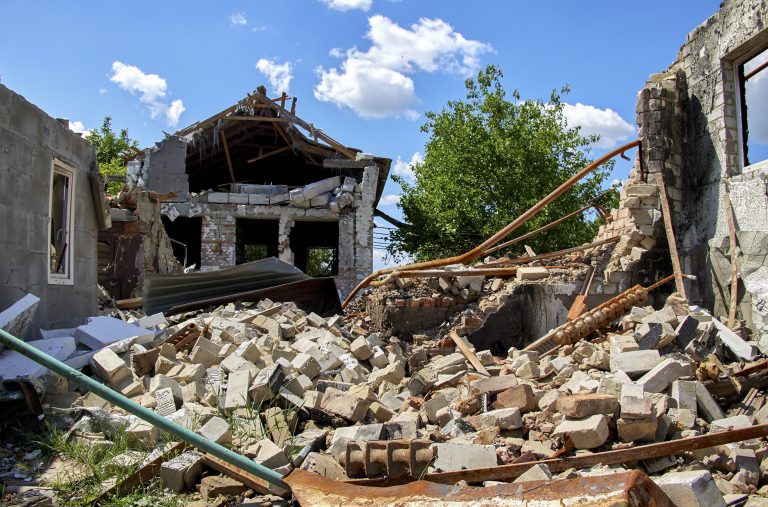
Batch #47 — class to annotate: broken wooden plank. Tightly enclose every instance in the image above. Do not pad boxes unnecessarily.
[201,453,289,497]
[723,189,740,328]
[654,172,687,300]
[116,297,143,310]
[449,330,490,377]
[220,129,236,183]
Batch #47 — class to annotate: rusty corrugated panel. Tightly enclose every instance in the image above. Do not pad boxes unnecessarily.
[285,469,673,507]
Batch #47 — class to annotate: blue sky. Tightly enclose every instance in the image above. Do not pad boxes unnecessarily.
[0,0,722,268]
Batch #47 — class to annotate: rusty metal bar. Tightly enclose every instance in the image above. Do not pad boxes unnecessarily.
[485,236,620,267]
[347,423,768,487]
[342,140,640,308]
[484,187,618,256]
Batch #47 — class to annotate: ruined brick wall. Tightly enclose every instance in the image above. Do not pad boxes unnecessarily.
[161,165,379,298]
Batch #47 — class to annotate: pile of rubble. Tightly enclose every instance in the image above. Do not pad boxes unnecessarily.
[15,273,765,505]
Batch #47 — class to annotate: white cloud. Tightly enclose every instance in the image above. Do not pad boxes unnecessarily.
[98,87,107,95]
[392,152,423,181]
[256,58,294,95]
[109,61,185,128]
[314,15,491,118]
[321,0,372,11]
[68,120,90,136]
[562,103,635,149]
[379,193,401,205]
[252,25,267,32]
[229,12,247,26]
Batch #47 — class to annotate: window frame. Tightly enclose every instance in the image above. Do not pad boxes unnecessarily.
[48,159,76,285]
[733,46,768,173]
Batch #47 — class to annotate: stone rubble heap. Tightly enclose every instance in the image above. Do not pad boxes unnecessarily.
[33,287,768,505]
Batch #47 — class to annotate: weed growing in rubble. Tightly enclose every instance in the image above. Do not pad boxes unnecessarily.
[25,422,184,506]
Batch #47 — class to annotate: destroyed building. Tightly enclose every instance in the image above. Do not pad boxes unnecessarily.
[0,84,108,337]
[122,88,390,298]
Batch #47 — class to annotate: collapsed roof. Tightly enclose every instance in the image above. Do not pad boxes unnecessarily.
[173,86,391,206]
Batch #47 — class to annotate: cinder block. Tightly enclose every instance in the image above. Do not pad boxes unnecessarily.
[553,414,610,449]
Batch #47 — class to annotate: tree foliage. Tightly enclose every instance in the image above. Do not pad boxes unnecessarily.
[85,116,139,195]
[389,65,617,262]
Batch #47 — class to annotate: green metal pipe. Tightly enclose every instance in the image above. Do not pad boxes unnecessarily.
[0,328,290,491]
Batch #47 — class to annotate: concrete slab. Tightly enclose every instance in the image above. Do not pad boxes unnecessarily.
[0,294,40,342]
[74,316,154,350]
[0,337,76,381]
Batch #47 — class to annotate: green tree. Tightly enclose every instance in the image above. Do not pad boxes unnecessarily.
[85,116,139,195]
[389,65,617,262]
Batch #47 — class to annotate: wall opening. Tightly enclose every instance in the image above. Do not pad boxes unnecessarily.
[738,46,768,169]
[162,216,202,269]
[289,221,339,276]
[236,218,279,264]
[49,160,75,285]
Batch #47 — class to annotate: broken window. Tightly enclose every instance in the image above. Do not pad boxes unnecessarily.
[162,216,202,269]
[236,219,279,264]
[49,160,75,285]
[738,47,768,169]
[289,221,339,277]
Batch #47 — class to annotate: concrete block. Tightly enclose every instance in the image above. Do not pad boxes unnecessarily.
[350,336,373,360]
[637,358,687,393]
[671,380,698,413]
[331,424,384,446]
[556,393,618,418]
[149,374,183,405]
[154,387,177,416]
[512,463,552,484]
[675,316,700,349]
[494,384,536,413]
[190,336,222,367]
[264,406,295,447]
[471,375,517,395]
[90,348,132,387]
[423,394,449,424]
[75,316,153,350]
[516,267,549,281]
[695,381,725,422]
[198,416,232,444]
[250,364,286,404]
[617,417,657,442]
[247,438,289,468]
[654,470,726,507]
[620,383,652,419]
[711,415,753,431]
[553,414,610,449]
[223,369,253,412]
[368,346,389,369]
[126,419,159,446]
[0,293,39,341]
[219,353,256,374]
[200,475,248,500]
[0,337,75,381]
[159,451,203,493]
[291,353,321,379]
[712,318,759,360]
[609,350,661,377]
[432,443,497,472]
[479,407,522,430]
[321,387,369,422]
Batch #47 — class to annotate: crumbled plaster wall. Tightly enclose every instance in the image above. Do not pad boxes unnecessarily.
[127,136,188,201]
[0,84,99,336]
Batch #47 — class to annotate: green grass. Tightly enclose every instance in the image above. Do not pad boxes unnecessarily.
[25,422,186,507]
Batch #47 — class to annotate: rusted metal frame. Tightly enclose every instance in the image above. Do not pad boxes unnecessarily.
[348,423,768,487]
[202,453,289,497]
[219,129,236,183]
[484,186,618,256]
[485,236,621,267]
[342,140,640,308]
[89,442,188,504]
[654,171,687,299]
[745,59,768,81]
[723,187,740,328]
[247,145,292,164]
[449,330,490,376]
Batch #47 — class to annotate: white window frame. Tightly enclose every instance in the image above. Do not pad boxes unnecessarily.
[48,159,76,285]
[733,46,768,173]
